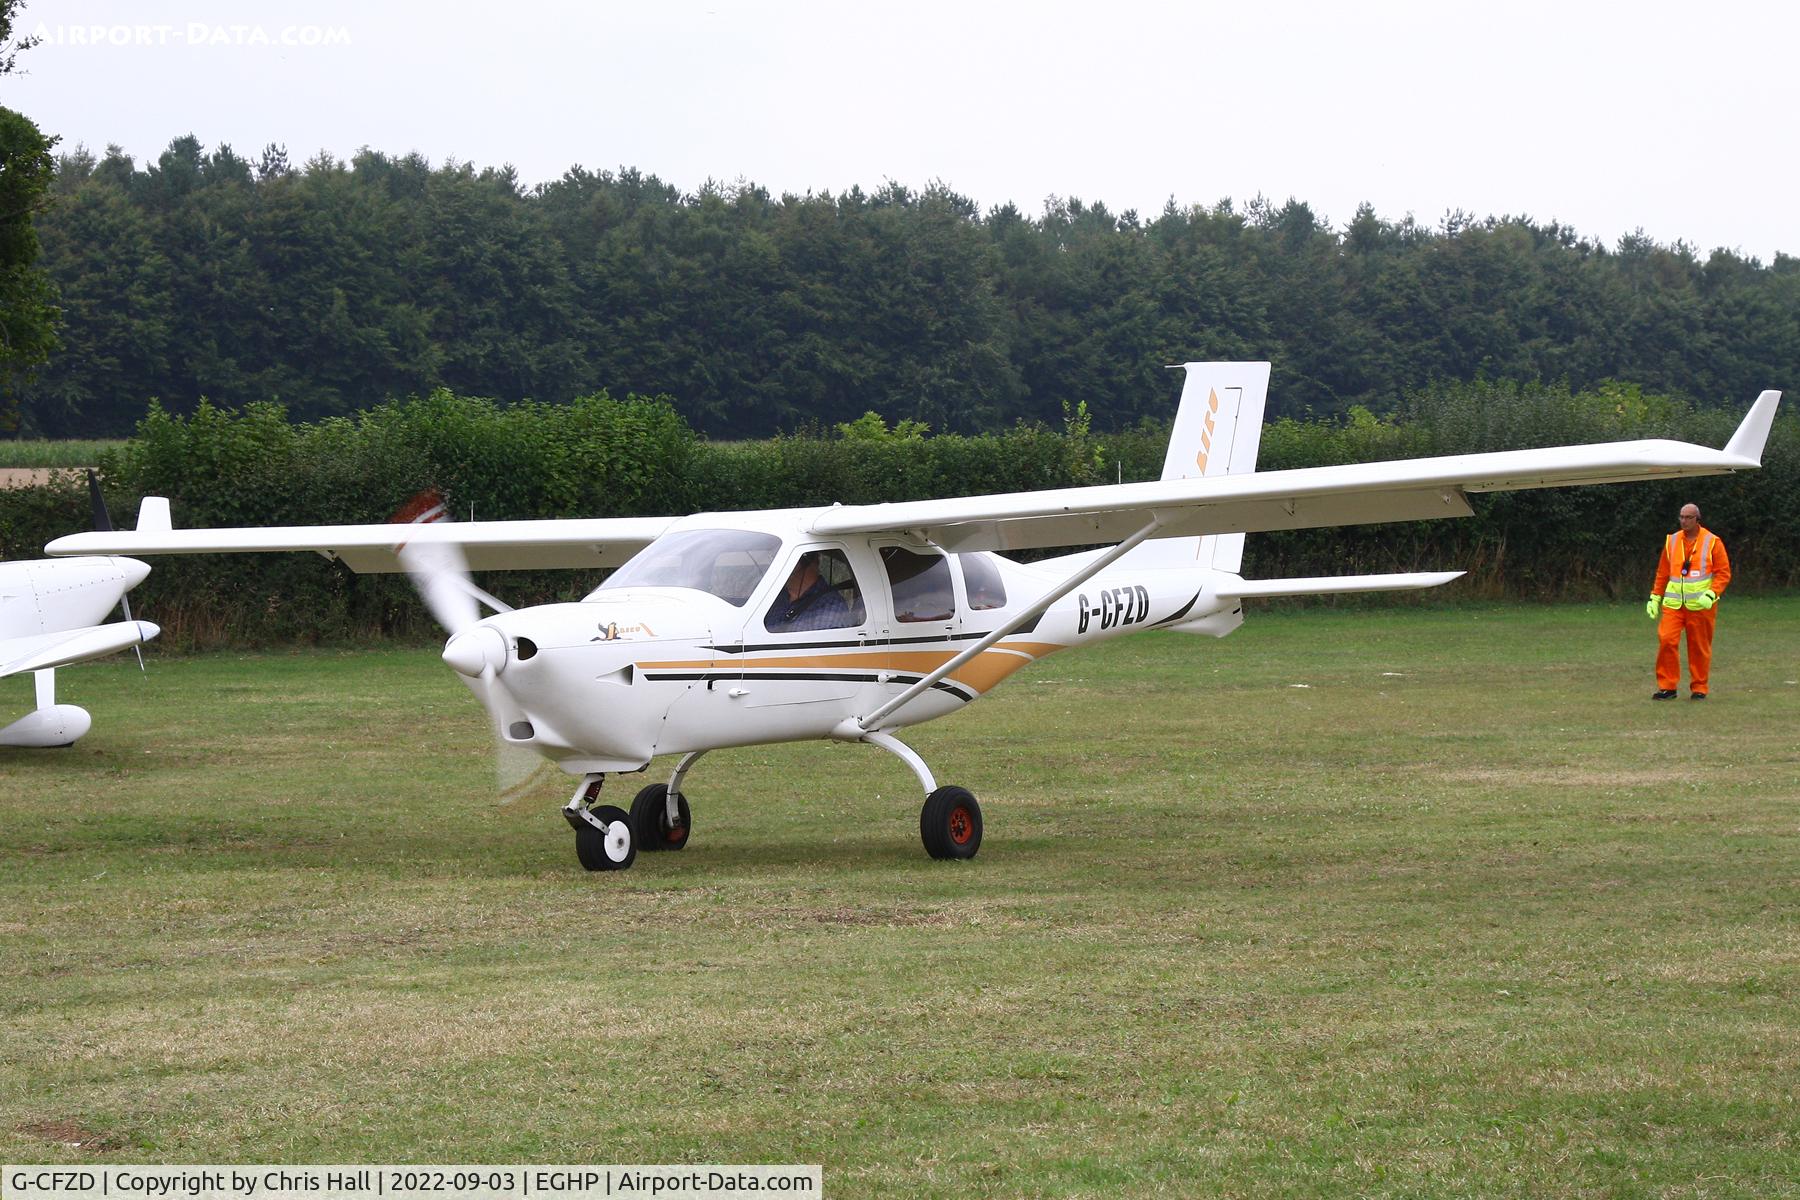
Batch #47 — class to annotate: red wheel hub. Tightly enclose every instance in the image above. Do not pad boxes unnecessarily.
[948,805,973,845]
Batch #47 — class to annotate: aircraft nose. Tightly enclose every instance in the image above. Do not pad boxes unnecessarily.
[116,557,152,589]
[443,627,507,677]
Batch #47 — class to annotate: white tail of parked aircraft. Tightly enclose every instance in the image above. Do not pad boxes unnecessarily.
[46,363,1781,869]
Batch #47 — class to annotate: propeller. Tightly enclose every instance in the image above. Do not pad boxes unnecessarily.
[392,491,554,804]
[87,469,146,671]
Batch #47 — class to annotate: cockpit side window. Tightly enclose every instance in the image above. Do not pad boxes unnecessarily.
[592,529,781,606]
[958,553,1008,611]
[882,546,955,623]
[764,548,867,633]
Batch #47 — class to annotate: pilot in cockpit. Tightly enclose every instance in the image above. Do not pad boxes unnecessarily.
[765,552,853,632]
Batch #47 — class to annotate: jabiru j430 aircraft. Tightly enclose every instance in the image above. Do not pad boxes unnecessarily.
[46,364,1780,870]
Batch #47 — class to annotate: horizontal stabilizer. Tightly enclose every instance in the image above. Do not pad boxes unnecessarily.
[1215,571,1464,600]
[0,620,160,678]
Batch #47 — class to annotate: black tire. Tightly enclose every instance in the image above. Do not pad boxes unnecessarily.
[630,783,692,852]
[574,804,636,871]
[920,786,982,860]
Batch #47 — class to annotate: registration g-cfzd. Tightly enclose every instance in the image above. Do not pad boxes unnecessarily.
[9,1175,100,1193]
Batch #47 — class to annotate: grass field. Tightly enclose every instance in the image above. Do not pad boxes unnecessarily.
[3,600,1797,1196]
[0,441,125,469]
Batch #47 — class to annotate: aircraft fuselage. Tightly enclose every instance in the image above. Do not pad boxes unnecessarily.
[439,510,1242,776]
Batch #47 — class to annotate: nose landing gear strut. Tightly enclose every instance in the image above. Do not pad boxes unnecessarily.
[564,776,635,871]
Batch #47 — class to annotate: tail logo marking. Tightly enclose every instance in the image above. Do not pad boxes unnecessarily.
[1194,388,1222,473]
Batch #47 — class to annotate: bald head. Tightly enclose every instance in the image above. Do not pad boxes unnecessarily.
[1679,503,1701,530]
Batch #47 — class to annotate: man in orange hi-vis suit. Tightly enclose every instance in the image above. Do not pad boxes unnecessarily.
[1647,502,1731,700]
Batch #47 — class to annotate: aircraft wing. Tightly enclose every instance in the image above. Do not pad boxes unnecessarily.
[808,391,1781,552]
[46,515,680,573]
[0,621,160,678]
[41,391,1781,565]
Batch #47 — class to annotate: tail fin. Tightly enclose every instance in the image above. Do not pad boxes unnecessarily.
[1126,361,1271,569]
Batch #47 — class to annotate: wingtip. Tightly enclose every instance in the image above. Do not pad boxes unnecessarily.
[1722,389,1781,465]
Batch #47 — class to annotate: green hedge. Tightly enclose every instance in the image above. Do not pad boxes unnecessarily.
[1,381,1792,646]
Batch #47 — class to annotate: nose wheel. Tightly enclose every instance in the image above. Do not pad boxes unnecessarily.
[564,778,636,871]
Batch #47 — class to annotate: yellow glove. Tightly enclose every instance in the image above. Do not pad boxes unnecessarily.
[1694,589,1717,611]
[1645,595,1660,618]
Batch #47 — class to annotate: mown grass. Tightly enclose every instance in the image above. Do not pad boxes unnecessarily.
[0,441,126,468]
[2,600,1797,1196]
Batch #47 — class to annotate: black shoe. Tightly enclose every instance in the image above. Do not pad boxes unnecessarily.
[1652,689,1677,700]
[1690,691,1707,701]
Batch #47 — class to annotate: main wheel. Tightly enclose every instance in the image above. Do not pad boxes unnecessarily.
[630,783,692,852]
[574,804,636,871]
[920,786,982,860]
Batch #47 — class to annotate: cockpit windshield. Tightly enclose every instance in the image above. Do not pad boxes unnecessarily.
[589,529,782,607]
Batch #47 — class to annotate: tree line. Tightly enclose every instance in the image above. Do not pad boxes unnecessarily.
[11,135,1800,438]
[0,1,58,411]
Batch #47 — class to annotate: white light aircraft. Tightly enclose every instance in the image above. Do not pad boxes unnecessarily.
[46,364,1779,869]
[0,555,159,747]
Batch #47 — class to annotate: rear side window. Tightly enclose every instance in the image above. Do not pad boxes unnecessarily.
[882,547,955,623]
[958,553,1007,611]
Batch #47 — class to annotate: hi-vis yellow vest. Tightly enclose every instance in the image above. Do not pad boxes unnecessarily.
[1661,531,1716,611]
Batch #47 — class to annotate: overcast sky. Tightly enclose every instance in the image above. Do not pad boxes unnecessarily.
[8,0,1795,261]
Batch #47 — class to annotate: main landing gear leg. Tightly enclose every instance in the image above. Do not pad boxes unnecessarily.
[564,774,635,871]
[859,730,983,861]
[629,751,699,853]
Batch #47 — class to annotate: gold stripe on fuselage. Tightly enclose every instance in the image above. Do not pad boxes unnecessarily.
[637,640,1069,697]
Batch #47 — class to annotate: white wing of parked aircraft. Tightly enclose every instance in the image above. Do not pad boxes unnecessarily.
[45,364,1781,869]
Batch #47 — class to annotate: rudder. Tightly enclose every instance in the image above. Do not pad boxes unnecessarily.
[1129,361,1271,569]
